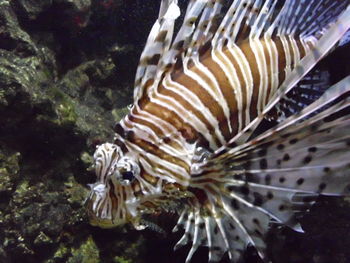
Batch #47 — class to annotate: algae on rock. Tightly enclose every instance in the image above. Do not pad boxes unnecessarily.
[0,0,149,262]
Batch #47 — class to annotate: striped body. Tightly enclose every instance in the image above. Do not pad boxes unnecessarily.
[87,1,350,262]
[117,36,310,185]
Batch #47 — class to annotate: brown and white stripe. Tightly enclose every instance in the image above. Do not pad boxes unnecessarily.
[87,2,350,260]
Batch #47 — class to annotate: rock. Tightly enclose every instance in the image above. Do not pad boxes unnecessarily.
[34,231,53,246]
[46,243,70,263]
[0,0,38,56]
[0,0,147,262]
[68,236,99,263]
[0,149,20,193]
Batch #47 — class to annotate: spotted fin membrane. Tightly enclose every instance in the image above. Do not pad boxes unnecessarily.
[183,74,350,262]
[164,1,350,262]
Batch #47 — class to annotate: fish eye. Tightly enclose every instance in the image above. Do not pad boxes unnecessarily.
[112,168,135,185]
[113,169,135,186]
[120,170,135,182]
[112,156,140,186]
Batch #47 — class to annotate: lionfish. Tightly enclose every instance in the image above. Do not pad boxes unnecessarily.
[86,0,350,262]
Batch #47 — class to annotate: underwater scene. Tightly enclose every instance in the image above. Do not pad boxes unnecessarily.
[1,0,350,262]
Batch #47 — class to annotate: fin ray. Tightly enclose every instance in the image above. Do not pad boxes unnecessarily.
[186,76,350,261]
[224,5,350,145]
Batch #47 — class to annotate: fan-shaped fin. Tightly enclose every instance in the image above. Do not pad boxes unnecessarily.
[173,194,270,263]
[267,69,330,122]
[183,76,350,262]
[339,29,350,47]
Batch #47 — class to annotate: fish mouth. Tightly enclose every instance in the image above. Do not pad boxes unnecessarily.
[87,198,144,230]
[88,211,127,228]
[89,217,122,228]
[86,199,129,228]
[85,183,130,228]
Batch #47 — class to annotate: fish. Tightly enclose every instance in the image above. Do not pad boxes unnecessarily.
[86,0,350,262]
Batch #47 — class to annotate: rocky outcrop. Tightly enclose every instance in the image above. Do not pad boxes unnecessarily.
[0,0,154,262]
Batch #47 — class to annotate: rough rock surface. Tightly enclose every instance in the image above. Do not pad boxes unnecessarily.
[0,0,154,262]
[0,0,350,263]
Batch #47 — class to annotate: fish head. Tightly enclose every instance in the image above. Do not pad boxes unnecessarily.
[86,142,145,229]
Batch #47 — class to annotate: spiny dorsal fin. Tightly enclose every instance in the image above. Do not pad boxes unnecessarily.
[225,4,350,145]
[134,0,213,102]
[134,0,180,101]
[134,0,348,109]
